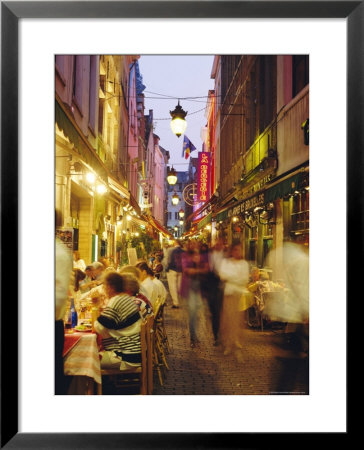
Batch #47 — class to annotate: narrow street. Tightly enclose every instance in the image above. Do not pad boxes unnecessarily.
[153,287,309,395]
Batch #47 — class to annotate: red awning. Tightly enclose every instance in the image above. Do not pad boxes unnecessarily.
[129,193,141,216]
[148,216,173,238]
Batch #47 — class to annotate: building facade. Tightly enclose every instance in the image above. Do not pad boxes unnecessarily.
[55,54,155,267]
[198,55,309,269]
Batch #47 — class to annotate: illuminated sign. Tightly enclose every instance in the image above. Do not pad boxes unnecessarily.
[197,152,211,203]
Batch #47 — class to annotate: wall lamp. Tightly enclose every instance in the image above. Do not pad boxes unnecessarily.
[253,205,276,225]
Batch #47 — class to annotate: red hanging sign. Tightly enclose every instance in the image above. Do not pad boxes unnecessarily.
[197,152,211,203]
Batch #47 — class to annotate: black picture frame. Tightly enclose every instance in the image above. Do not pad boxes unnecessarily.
[1,1,357,448]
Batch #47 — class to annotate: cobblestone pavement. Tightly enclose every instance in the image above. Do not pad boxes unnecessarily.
[152,286,309,395]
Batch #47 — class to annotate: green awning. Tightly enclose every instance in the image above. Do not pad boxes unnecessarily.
[197,212,212,230]
[215,208,228,223]
[264,172,308,203]
[55,101,108,181]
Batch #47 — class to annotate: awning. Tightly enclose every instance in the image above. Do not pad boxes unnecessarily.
[107,176,130,202]
[186,193,218,223]
[264,170,309,203]
[197,212,212,230]
[215,167,309,223]
[213,190,238,223]
[148,216,173,238]
[215,208,229,223]
[129,193,141,217]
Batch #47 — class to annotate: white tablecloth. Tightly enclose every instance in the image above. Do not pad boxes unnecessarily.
[64,332,101,384]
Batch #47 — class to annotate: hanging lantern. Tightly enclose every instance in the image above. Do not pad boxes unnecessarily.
[167,166,178,185]
[171,192,180,206]
[178,208,185,218]
[170,100,187,137]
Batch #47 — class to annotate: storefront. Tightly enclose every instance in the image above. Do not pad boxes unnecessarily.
[212,165,309,268]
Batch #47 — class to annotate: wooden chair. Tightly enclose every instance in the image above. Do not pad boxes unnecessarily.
[97,315,154,395]
[152,300,169,386]
[156,301,170,354]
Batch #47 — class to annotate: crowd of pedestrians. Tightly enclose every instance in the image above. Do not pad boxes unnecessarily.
[163,238,254,358]
[56,206,308,394]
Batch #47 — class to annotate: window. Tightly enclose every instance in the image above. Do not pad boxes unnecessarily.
[259,56,275,134]
[168,212,172,220]
[98,99,104,136]
[88,56,97,133]
[292,55,309,97]
[291,190,309,233]
[55,55,65,82]
[175,212,179,220]
[246,67,257,149]
[72,56,83,113]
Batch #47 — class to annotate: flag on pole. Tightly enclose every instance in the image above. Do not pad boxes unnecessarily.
[182,135,196,160]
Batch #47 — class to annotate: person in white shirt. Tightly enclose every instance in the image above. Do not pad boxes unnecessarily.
[135,261,159,309]
[218,242,249,359]
[73,251,86,272]
[152,273,167,305]
[55,209,73,394]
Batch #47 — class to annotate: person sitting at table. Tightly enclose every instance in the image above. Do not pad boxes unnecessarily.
[92,261,105,284]
[79,265,96,293]
[94,271,143,370]
[119,265,153,307]
[135,261,159,309]
[151,269,167,305]
[70,268,86,310]
[73,251,86,272]
[118,270,153,319]
[152,255,164,279]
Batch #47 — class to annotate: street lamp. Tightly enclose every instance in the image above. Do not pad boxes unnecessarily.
[171,192,180,206]
[178,208,185,218]
[166,166,178,185]
[170,100,187,137]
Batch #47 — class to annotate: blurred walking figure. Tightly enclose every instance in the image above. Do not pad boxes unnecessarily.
[218,243,249,359]
[265,240,309,394]
[166,241,184,308]
[55,209,73,394]
[200,239,225,346]
[265,240,309,354]
[180,242,209,347]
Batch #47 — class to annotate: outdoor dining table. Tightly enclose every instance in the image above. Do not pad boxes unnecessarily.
[63,330,102,395]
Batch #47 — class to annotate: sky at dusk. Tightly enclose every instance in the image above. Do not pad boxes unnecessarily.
[138,55,215,171]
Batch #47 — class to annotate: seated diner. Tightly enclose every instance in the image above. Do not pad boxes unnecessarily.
[94,271,143,371]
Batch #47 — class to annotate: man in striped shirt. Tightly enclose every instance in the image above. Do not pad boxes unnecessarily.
[94,272,142,370]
